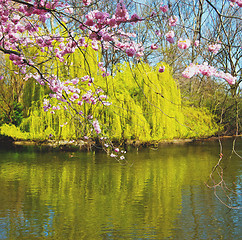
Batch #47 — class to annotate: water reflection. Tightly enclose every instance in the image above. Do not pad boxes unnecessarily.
[0,139,241,239]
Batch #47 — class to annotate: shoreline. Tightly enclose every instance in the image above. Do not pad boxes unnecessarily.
[1,135,241,152]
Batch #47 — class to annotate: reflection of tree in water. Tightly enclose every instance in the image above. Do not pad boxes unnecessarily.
[206,137,242,209]
[0,142,241,239]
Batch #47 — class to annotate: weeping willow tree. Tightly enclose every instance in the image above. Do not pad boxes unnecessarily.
[109,62,186,140]
[0,35,219,141]
[18,57,219,141]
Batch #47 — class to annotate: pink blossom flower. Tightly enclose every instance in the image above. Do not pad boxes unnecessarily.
[155,30,161,36]
[230,0,242,7]
[83,0,92,6]
[12,15,20,24]
[102,34,113,42]
[72,93,79,99]
[194,40,199,47]
[160,4,169,12]
[108,18,117,27]
[177,38,191,49]
[92,40,99,51]
[165,31,175,38]
[52,106,61,110]
[130,13,141,23]
[159,66,165,73]
[151,44,158,50]
[168,16,178,26]
[115,1,129,22]
[237,0,242,7]
[114,148,119,152]
[81,75,90,82]
[126,48,136,57]
[165,31,175,44]
[71,78,79,85]
[96,88,104,94]
[215,71,236,85]
[98,62,104,68]
[182,64,199,79]
[208,44,221,54]
[95,11,109,21]
[85,19,94,26]
[198,62,217,77]
[64,7,74,14]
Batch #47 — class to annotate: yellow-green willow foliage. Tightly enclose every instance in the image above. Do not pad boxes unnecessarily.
[97,62,218,140]
[0,123,29,140]
[19,61,218,141]
[108,62,186,140]
[182,105,220,138]
[20,99,79,140]
[4,41,218,141]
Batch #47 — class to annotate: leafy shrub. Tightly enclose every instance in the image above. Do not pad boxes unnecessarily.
[0,124,29,140]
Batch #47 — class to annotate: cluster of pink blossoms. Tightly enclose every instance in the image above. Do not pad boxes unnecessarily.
[81,89,110,106]
[110,147,126,160]
[0,0,94,74]
[160,2,168,12]
[81,1,144,58]
[0,0,146,91]
[182,62,236,85]
[208,44,221,54]
[92,119,101,134]
[229,0,242,7]
[164,32,193,50]
[39,73,111,113]
[98,62,110,77]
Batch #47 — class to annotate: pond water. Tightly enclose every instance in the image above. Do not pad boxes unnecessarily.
[0,138,241,239]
